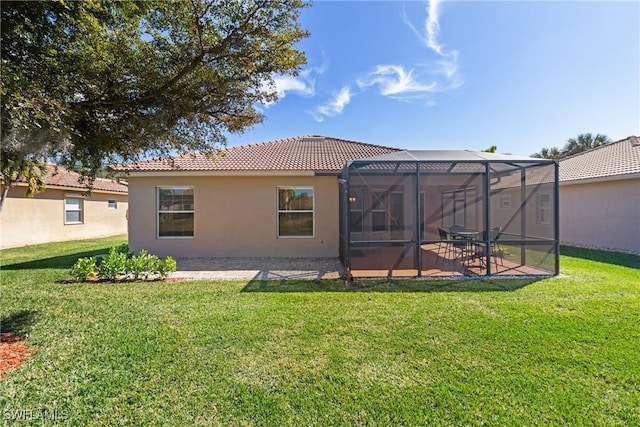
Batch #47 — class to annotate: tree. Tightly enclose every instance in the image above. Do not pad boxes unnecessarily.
[531,133,612,159]
[563,133,612,157]
[531,147,562,160]
[482,145,497,153]
[1,0,309,210]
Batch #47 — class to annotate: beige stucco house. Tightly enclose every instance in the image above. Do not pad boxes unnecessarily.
[0,165,128,249]
[115,136,559,278]
[559,136,640,253]
[115,136,398,258]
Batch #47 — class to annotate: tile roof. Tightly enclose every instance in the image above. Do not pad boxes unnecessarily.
[113,135,400,173]
[559,136,640,182]
[16,164,128,193]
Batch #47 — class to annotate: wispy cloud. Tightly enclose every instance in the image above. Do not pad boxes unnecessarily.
[404,0,463,91]
[262,70,315,108]
[426,0,445,55]
[272,72,316,99]
[309,0,463,120]
[263,59,328,107]
[311,86,353,122]
[357,65,437,100]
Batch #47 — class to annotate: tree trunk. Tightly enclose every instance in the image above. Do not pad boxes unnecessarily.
[0,185,9,215]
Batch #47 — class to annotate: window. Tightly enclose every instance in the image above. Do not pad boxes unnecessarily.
[390,192,404,232]
[442,192,454,227]
[65,198,83,224]
[419,192,426,240]
[536,193,551,225]
[278,187,314,237]
[442,188,476,229]
[372,191,387,232]
[108,199,117,209]
[157,187,194,237]
[499,195,511,209]
[349,188,363,234]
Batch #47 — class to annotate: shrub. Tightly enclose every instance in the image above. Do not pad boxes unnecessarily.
[68,246,177,282]
[98,247,129,280]
[127,250,151,280]
[144,254,162,279]
[113,243,133,257]
[69,257,98,281]
[159,256,177,278]
[126,251,173,280]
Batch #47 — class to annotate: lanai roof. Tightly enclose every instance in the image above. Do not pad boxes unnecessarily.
[348,149,555,176]
[352,149,551,163]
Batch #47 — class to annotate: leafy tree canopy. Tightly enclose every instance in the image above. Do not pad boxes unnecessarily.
[531,133,612,159]
[1,0,309,202]
[482,145,497,153]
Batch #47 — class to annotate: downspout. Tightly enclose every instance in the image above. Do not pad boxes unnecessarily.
[416,162,421,277]
[485,162,491,275]
[554,160,560,275]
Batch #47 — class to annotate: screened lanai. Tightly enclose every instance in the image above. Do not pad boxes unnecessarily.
[339,150,559,278]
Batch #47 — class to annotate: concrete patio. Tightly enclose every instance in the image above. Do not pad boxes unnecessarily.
[170,257,345,281]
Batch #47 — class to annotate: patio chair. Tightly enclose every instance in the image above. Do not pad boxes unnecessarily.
[436,228,454,265]
[471,236,488,269]
[490,226,505,267]
[448,226,474,263]
[472,229,504,272]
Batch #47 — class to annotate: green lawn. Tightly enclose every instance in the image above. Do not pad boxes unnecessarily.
[1,236,639,426]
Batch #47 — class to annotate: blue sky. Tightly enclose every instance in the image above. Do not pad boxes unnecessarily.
[227,0,639,156]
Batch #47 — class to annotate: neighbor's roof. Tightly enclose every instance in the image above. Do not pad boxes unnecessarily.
[16,164,128,193]
[113,136,400,173]
[559,136,640,182]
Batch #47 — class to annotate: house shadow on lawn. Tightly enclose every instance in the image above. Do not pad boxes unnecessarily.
[241,277,543,293]
[1,249,109,271]
[1,310,38,337]
[560,245,640,269]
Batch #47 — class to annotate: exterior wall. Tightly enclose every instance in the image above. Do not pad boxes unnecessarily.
[349,174,418,242]
[560,178,640,253]
[127,175,339,258]
[490,186,556,241]
[348,173,486,242]
[0,186,128,249]
[347,173,555,242]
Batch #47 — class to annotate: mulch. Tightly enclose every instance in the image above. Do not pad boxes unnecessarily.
[58,277,183,284]
[0,332,34,381]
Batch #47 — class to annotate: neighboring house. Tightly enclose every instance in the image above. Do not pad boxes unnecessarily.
[115,136,559,277]
[559,136,640,253]
[0,165,128,249]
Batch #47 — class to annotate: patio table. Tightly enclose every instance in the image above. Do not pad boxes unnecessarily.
[450,230,481,267]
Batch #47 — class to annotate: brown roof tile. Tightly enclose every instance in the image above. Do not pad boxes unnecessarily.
[559,136,640,182]
[18,164,128,193]
[113,135,401,173]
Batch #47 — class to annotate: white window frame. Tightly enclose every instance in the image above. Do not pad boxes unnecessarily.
[536,193,552,225]
[277,186,315,238]
[442,187,476,229]
[371,190,387,232]
[108,199,117,209]
[389,191,404,232]
[349,187,364,234]
[499,195,511,209]
[64,197,84,225]
[157,186,195,239]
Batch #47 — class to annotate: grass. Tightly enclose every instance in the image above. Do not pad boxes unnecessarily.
[1,236,639,426]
